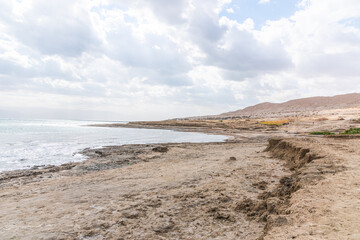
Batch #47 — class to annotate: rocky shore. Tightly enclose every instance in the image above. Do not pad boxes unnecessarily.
[1,108,360,239]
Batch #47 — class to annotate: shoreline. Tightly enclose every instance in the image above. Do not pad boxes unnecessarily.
[0,122,230,174]
[1,112,360,239]
[1,140,281,239]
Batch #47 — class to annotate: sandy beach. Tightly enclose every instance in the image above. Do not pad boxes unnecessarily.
[1,108,360,239]
[1,0,359,238]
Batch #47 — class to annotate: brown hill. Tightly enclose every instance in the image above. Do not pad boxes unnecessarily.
[218,93,360,118]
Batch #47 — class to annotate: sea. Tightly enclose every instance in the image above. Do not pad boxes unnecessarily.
[0,119,227,172]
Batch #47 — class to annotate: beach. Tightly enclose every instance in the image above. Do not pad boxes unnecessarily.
[1,0,359,239]
[1,108,360,239]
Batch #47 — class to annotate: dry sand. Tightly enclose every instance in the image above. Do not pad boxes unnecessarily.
[264,137,360,239]
[1,107,360,239]
[0,140,287,239]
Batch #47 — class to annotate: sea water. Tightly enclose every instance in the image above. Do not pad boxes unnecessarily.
[0,119,227,172]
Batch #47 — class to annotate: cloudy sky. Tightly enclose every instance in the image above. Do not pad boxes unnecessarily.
[0,0,360,120]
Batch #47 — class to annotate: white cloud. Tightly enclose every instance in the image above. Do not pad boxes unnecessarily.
[0,0,360,120]
[258,0,270,4]
[226,8,234,13]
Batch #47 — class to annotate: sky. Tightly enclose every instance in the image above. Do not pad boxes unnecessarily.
[0,0,360,121]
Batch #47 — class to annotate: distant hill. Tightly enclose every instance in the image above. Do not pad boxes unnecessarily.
[216,93,360,118]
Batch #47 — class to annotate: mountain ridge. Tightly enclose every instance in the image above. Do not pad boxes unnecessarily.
[217,93,360,118]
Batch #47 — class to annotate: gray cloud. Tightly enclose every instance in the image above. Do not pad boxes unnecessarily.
[108,33,189,73]
[0,57,73,84]
[104,22,192,86]
[209,31,292,73]
[3,0,99,57]
[298,52,360,78]
[189,9,227,43]
[147,0,189,25]
[184,1,292,80]
[141,72,193,86]
[183,86,237,106]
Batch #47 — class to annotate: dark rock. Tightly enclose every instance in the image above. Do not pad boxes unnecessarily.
[252,181,268,190]
[152,146,169,153]
[95,150,104,155]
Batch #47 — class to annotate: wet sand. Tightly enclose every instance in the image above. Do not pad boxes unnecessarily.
[1,108,360,239]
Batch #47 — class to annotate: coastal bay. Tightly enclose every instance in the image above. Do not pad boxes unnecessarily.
[1,107,360,239]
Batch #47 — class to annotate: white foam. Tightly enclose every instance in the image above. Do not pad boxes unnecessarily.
[0,119,227,171]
